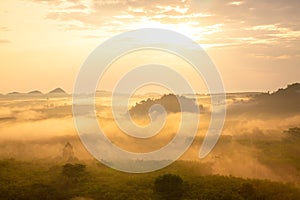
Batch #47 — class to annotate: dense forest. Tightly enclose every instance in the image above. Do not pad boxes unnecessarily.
[1,84,300,199]
[1,159,299,200]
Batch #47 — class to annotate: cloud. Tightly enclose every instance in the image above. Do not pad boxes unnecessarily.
[228,1,245,6]
[30,0,300,50]
[28,0,300,82]
[0,39,11,44]
[25,0,300,88]
[0,26,10,31]
[253,54,293,60]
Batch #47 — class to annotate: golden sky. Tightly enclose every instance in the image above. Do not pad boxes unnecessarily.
[0,0,299,93]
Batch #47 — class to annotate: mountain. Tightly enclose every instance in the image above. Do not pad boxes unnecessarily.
[260,83,299,98]
[48,88,66,94]
[129,94,200,116]
[229,83,300,115]
[7,92,21,95]
[28,90,43,95]
[254,83,300,105]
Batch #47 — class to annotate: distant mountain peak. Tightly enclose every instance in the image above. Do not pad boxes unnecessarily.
[129,93,199,116]
[286,83,300,91]
[28,90,42,94]
[48,88,66,94]
[7,92,21,95]
[271,83,300,96]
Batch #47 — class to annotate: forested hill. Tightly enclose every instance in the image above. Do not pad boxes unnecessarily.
[229,83,300,115]
[129,94,200,116]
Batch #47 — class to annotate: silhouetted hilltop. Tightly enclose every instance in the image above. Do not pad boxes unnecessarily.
[48,88,66,94]
[7,92,21,95]
[1,88,69,97]
[28,90,43,94]
[229,83,300,115]
[129,94,200,116]
[255,83,299,104]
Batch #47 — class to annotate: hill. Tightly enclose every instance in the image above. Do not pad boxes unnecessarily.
[229,83,300,115]
[28,90,43,95]
[48,88,66,94]
[129,94,200,116]
[7,92,21,95]
[0,159,299,200]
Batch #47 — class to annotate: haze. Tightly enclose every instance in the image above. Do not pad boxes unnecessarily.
[1,0,300,93]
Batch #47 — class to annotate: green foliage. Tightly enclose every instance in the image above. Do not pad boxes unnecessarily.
[254,137,300,172]
[62,163,87,178]
[285,127,300,137]
[235,132,300,175]
[238,182,256,200]
[154,174,184,200]
[0,159,300,200]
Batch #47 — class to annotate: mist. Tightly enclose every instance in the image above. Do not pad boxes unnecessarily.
[0,87,299,183]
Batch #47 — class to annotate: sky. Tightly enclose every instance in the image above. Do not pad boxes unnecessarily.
[0,0,299,94]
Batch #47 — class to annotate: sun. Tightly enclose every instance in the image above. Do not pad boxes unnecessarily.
[131,18,200,41]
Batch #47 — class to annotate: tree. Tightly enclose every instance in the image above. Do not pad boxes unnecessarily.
[154,174,184,200]
[62,163,87,183]
[284,127,300,137]
[239,182,256,200]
